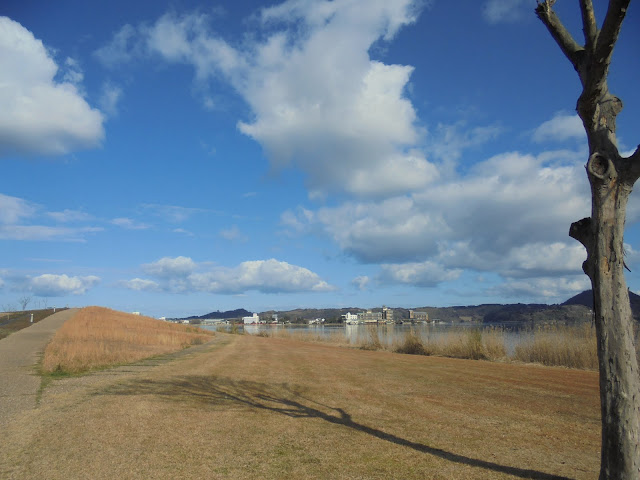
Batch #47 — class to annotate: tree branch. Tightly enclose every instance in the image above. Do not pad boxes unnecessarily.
[589,0,631,88]
[569,217,593,249]
[623,145,640,185]
[579,0,598,51]
[535,1,584,71]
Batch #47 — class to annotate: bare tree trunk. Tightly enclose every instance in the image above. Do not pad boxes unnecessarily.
[536,1,640,478]
[575,149,640,478]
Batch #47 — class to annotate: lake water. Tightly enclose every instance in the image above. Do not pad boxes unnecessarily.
[201,322,545,355]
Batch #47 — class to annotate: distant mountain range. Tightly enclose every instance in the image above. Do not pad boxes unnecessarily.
[422,290,640,323]
[181,308,252,320]
[178,290,640,324]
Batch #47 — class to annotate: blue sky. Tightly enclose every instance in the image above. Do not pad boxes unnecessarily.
[1,0,639,318]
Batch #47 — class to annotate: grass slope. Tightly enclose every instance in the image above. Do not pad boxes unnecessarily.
[42,306,214,374]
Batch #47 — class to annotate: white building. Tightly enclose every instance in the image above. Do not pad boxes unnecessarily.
[341,312,359,324]
[243,313,260,325]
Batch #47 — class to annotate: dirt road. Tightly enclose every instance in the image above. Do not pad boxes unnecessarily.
[0,333,600,479]
[0,309,77,427]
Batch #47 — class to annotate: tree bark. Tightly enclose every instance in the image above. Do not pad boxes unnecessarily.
[582,150,640,479]
[536,2,640,478]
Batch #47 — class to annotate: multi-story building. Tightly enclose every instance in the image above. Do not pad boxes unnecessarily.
[357,310,383,323]
[409,310,429,322]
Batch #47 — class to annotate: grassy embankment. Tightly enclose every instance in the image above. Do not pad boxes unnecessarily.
[0,308,66,340]
[259,322,640,370]
[41,306,214,374]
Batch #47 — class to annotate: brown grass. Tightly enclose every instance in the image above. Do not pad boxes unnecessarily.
[42,307,214,374]
[1,333,600,479]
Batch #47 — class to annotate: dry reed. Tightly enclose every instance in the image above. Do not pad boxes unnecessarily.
[392,328,507,362]
[258,327,351,346]
[359,325,383,350]
[393,329,428,355]
[42,307,214,374]
[391,324,596,369]
[513,324,598,370]
[242,321,638,371]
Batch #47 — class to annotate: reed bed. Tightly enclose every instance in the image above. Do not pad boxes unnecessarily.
[257,327,353,346]
[359,325,383,350]
[390,324,600,367]
[236,320,640,370]
[392,327,507,362]
[390,324,606,368]
[250,322,640,370]
[513,324,598,370]
[42,307,214,374]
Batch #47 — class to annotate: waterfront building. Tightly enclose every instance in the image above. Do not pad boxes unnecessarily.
[358,310,383,323]
[341,312,359,324]
[409,310,429,322]
[243,313,260,325]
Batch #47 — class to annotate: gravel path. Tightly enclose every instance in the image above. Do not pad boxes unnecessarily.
[0,309,77,426]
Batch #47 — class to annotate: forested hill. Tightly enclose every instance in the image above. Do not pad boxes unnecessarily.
[182,308,252,320]
[563,289,640,311]
[562,289,640,320]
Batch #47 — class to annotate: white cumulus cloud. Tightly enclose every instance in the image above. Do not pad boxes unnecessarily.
[0,16,104,157]
[98,1,435,198]
[236,1,433,198]
[189,259,335,294]
[142,256,196,278]
[490,276,591,301]
[532,112,586,144]
[122,257,334,295]
[284,149,590,286]
[352,275,370,291]
[29,274,100,296]
[118,278,161,292]
[379,261,462,287]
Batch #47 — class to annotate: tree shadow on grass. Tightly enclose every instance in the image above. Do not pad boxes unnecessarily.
[103,375,572,480]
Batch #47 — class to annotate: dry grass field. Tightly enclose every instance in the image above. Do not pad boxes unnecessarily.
[2,328,599,479]
[41,306,214,373]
